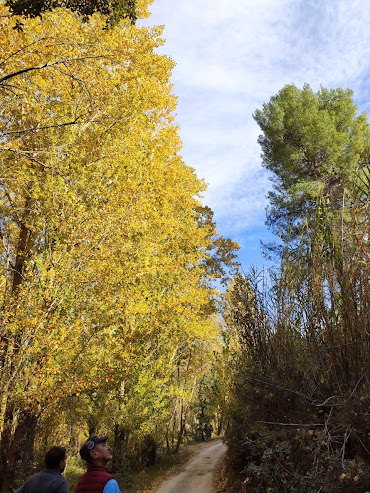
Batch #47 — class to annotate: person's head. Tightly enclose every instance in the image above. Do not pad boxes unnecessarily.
[45,446,67,473]
[79,435,112,466]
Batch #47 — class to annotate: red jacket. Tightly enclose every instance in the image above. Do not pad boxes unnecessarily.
[75,465,115,493]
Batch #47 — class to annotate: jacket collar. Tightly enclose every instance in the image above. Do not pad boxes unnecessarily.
[87,464,110,472]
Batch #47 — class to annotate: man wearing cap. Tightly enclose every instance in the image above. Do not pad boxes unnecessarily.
[16,446,68,493]
[75,435,121,493]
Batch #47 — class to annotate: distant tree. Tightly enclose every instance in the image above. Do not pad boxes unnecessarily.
[253,84,368,242]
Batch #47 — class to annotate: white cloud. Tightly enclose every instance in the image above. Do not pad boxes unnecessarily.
[141,0,370,265]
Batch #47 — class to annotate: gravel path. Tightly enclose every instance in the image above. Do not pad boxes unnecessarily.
[155,440,227,493]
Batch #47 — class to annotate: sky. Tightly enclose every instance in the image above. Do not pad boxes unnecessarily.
[141,0,370,269]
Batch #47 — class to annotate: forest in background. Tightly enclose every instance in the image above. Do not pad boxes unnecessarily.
[0,2,238,491]
[0,2,369,493]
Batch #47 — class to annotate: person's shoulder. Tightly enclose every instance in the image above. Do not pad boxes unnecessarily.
[41,470,68,487]
[16,473,40,493]
[40,469,65,479]
[55,474,69,493]
[103,478,121,493]
[24,472,41,482]
[28,472,41,479]
[55,472,68,486]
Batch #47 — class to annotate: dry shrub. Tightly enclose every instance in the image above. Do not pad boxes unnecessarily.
[222,201,370,492]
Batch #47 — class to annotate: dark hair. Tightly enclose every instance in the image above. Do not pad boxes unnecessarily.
[45,446,66,469]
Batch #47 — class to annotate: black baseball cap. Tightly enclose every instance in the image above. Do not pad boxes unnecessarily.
[79,435,108,461]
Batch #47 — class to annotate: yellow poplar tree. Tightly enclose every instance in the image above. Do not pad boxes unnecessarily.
[0,2,238,488]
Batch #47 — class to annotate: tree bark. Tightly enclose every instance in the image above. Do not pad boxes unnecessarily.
[112,424,127,474]
[140,435,157,467]
[12,197,33,293]
[0,196,35,491]
[0,408,37,492]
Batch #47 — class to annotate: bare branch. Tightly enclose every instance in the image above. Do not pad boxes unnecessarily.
[349,369,369,399]
[2,113,86,136]
[0,55,110,84]
[311,395,342,407]
[3,190,22,226]
[0,37,52,67]
[0,147,69,183]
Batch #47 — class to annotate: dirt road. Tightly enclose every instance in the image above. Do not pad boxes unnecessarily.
[155,440,227,493]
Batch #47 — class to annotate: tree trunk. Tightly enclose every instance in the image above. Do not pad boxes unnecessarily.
[112,424,126,474]
[0,197,33,439]
[174,401,185,453]
[87,417,96,437]
[12,224,31,293]
[140,435,157,467]
[0,196,35,492]
[217,415,223,436]
[0,407,37,492]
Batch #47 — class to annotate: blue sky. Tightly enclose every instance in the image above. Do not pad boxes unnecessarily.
[141,0,370,269]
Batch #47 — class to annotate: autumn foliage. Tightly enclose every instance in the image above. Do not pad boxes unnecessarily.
[0,3,238,490]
